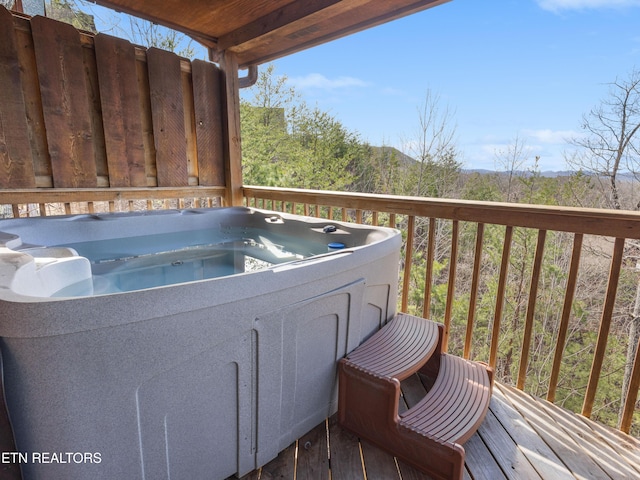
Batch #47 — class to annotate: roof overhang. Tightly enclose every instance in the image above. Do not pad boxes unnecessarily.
[93,0,451,68]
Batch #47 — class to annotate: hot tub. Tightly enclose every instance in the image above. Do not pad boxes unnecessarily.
[0,207,400,480]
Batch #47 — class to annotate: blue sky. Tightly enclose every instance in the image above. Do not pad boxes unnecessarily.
[267,0,640,171]
[77,0,640,171]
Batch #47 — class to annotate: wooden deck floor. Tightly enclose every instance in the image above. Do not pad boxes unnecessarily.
[236,380,640,480]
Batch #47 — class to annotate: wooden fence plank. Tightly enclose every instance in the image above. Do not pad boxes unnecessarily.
[31,15,97,188]
[82,35,107,184]
[192,59,225,186]
[0,6,35,188]
[146,47,188,187]
[94,33,146,187]
[12,14,50,185]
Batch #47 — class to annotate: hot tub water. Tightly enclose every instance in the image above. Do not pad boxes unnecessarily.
[54,225,331,295]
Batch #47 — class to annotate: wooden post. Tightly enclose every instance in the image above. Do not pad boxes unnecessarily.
[219,50,244,206]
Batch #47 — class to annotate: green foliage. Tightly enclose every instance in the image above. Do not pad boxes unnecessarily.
[47,0,96,32]
[241,66,364,191]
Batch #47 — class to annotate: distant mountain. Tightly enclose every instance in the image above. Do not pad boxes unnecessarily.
[370,146,419,167]
[463,169,577,178]
[368,148,637,181]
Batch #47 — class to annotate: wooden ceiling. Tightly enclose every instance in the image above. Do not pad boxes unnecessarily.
[93,0,450,68]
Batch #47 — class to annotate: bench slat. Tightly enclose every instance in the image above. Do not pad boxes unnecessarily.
[402,354,492,444]
[345,313,440,380]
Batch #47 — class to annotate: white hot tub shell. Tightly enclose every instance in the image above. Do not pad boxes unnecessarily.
[0,207,400,480]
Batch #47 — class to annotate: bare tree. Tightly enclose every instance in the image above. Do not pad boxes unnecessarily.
[494,135,530,203]
[402,89,459,199]
[567,69,640,210]
[567,68,640,428]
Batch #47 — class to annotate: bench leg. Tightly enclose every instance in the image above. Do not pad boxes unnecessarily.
[338,359,465,480]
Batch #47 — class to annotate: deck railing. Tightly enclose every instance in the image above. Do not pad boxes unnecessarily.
[243,185,640,436]
[1,184,638,436]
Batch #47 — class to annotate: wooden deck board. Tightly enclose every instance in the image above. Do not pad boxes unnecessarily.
[296,421,330,480]
[486,386,573,480]
[360,441,402,479]
[237,380,639,480]
[528,385,640,479]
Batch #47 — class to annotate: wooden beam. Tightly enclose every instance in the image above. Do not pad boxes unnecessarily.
[216,0,341,51]
[219,51,244,206]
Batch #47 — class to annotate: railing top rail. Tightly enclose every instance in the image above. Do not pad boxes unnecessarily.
[243,186,640,239]
[0,187,226,205]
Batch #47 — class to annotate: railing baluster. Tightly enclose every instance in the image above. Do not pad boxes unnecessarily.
[490,225,513,369]
[372,211,378,226]
[442,220,459,352]
[464,223,485,359]
[356,209,363,224]
[583,237,625,418]
[620,334,640,433]
[401,215,416,313]
[422,218,436,319]
[517,229,547,390]
[547,233,583,402]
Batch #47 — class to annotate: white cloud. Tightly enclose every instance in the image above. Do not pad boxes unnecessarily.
[537,0,640,12]
[522,128,582,144]
[287,73,369,90]
[380,87,406,96]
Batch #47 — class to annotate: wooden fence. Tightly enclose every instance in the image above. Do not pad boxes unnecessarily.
[0,6,228,212]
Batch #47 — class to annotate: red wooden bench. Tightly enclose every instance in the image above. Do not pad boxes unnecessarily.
[338,313,494,480]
